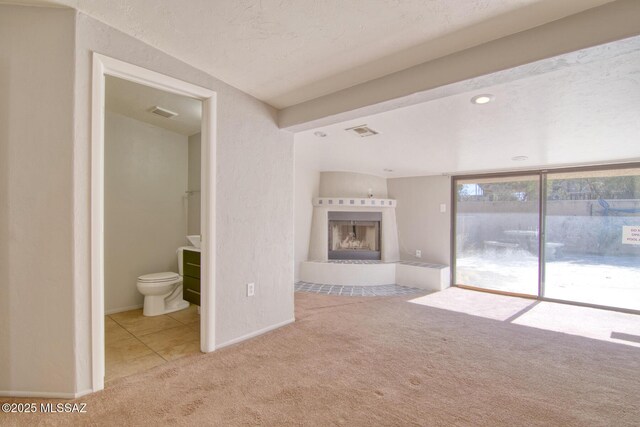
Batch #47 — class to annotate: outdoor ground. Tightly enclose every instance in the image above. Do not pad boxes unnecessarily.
[456,250,640,310]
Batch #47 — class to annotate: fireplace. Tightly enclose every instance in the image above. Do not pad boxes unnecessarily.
[328,212,381,260]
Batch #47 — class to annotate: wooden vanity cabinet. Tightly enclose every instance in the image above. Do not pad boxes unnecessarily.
[183,249,200,306]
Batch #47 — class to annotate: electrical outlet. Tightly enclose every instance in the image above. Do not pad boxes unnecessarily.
[440,203,447,213]
[247,282,255,297]
[415,250,422,258]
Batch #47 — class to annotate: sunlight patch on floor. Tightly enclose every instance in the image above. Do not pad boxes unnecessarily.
[409,288,640,348]
[408,287,535,321]
[512,301,640,348]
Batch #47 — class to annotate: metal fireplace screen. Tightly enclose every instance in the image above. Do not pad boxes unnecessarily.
[328,211,382,260]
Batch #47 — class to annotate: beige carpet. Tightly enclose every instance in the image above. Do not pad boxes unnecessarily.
[4,291,640,426]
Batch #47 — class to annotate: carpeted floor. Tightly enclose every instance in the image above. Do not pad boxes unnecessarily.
[3,290,640,426]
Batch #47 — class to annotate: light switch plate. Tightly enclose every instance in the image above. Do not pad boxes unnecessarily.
[247,282,255,297]
[440,203,447,213]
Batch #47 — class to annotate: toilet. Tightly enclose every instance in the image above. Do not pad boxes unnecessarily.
[136,247,191,316]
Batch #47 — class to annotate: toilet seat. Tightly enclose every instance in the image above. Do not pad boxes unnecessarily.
[137,272,180,283]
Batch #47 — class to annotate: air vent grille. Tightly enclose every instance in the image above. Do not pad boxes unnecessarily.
[150,106,178,119]
[345,124,378,137]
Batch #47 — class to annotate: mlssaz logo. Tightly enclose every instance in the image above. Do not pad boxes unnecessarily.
[40,403,88,413]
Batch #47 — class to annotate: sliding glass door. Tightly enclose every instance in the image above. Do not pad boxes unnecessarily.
[544,168,640,311]
[453,165,640,312]
[455,175,540,296]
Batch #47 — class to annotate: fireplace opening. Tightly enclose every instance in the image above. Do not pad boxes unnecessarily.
[328,212,381,260]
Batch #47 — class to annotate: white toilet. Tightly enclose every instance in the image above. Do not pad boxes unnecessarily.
[136,247,192,316]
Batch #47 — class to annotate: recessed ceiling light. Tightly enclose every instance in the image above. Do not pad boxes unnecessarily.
[313,131,327,138]
[383,168,394,172]
[512,156,528,161]
[471,94,494,105]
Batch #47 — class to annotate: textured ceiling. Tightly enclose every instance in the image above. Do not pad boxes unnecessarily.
[295,37,640,177]
[16,0,614,108]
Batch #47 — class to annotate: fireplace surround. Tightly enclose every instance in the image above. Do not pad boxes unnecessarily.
[307,197,400,263]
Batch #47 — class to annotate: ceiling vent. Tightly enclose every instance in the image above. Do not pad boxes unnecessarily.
[345,124,378,137]
[149,106,178,119]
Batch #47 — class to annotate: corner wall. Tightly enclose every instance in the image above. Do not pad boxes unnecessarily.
[387,175,451,265]
[73,11,294,390]
[319,171,387,198]
[294,142,320,281]
[0,5,76,396]
[0,4,295,397]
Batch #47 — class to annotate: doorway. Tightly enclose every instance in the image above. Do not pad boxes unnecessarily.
[452,164,640,312]
[91,54,217,392]
[103,75,203,382]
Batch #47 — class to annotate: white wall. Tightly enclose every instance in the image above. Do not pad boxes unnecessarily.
[73,10,294,393]
[104,111,188,313]
[387,175,451,265]
[319,171,387,198]
[0,5,77,396]
[187,132,201,235]
[0,4,294,397]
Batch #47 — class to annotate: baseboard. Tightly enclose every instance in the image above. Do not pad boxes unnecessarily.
[75,388,94,398]
[105,304,143,315]
[216,317,295,350]
[0,389,92,399]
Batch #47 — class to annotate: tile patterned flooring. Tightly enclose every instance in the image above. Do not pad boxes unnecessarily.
[295,281,423,296]
[106,280,422,382]
[105,305,200,383]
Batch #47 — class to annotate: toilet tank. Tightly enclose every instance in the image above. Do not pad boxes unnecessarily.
[177,246,200,276]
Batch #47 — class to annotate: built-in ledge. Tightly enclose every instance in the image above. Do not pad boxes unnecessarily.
[300,260,450,291]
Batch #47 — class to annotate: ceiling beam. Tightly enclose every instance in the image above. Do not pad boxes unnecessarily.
[279,0,640,132]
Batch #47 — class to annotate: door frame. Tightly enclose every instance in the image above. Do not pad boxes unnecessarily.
[91,53,217,392]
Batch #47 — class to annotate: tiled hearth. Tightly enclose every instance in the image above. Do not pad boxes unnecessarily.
[295,281,424,296]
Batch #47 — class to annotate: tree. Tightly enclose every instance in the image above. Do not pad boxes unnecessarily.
[548,175,640,200]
